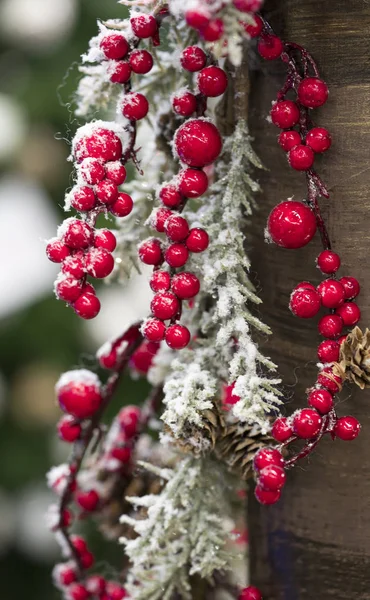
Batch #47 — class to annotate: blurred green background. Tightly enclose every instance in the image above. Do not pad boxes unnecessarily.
[0,1,152,598]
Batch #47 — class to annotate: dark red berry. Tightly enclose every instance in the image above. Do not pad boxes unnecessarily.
[340,276,360,300]
[317,250,341,274]
[334,416,361,441]
[288,144,315,170]
[143,318,166,342]
[267,201,316,249]
[298,77,329,108]
[186,228,209,252]
[150,270,171,293]
[318,314,343,338]
[46,238,70,263]
[271,417,293,442]
[307,389,334,414]
[138,238,163,265]
[270,100,300,129]
[174,119,222,167]
[121,93,149,121]
[129,49,153,74]
[165,243,189,267]
[197,66,228,97]
[172,92,197,117]
[258,35,283,60]
[165,324,191,349]
[171,272,200,299]
[335,302,361,326]
[130,14,158,38]
[278,130,301,152]
[110,192,133,217]
[306,127,331,153]
[94,229,117,252]
[293,408,322,439]
[180,46,207,72]
[151,292,180,320]
[73,293,101,319]
[100,34,129,59]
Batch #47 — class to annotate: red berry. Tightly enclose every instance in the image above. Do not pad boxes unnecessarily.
[159,185,183,208]
[289,287,321,318]
[56,370,102,419]
[319,367,342,391]
[172,92,197,117]
[197,66,228,97]
[294,281,316,292]
[288,144,315,170]
[243,15,264,38]
[317,339,340,363]
[86,247,114,278]
[185,9,211,30]
[334,416,361,441]
[85,129,122,162]
[118,405,141,437]
[71,535,88,554]
[239,586,263,600]
[57,415,82,442]
[67,583,90,600]
[306,127,331,153]
[138,238,163,265]
[255,485,281,505]
[278,130,301,152]
[201,19,224,42]
[165,243,189,267]
[298,77,329,108]
[63,219,93,250]
[267,201,316,249]
[105,581,128,600]
[270,100,300,129]
[61,253,86,279]
[178,169,208,198]
[151,292,180,320]
[171,272,200,299]
[258,35,283,60]
[259,465,286,492]
[94,229,117,252]
[105,161,127,185]
[317,250,340,274]
[73,293,101,319]
[165,324,191,349]
[150,270,171,293]
[152,207,173,233]
[110,192,133,217]
[121,93,149,121]
[165,215,190,242]
[307,389,334,414]
[111,446,132,463]
[174,119,222,167]
[130,14,158,38]
[86,575,106,595]
[80,158,105,184]
[180,46,207,72]
[335,302,361,326]
[143,318,166,342]
[253,447,284,472]
[340,276,360,300]
[222,382,240,406]
[108,60,131,84]
[80,551,94,569]
[76,489,100,512]
[233,0,262,11]
[54,563,77,587]
[318,314,343,338]
[129,49,153,74]
[95,180,118,205]
[55,276,83,303]
[46,238,70,263]
[293,408,322,439]
[100,34,129,59]
[271,417,293,442]
[186,228,209,252]
[317,279,345,309]
[130,340,159,375]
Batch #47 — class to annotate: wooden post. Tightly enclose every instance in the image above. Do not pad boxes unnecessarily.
[247,1,370,598]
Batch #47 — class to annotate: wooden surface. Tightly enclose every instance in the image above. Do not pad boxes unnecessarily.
[247,1,370,598]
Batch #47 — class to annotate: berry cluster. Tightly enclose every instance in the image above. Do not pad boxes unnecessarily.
[138,45,226,350]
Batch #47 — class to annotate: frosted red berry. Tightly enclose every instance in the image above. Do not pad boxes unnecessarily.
[171,272,200,299]
[197,66,228,97]
[131,340,159,374]
[318,314,343,338]
[86,248,114,279]
[62,252,86,279]
[239,586,263,600]
[67,583,90,600]
[105,581,128,600]
[143,318,166,342]
[317,339,340,363]
[298,77,329,108]
[186,228,209,252]
[111,446,132,463]
[165,324,191,349]
[340,276,360,300]
[174,119,222,167]
[159,185,183,208]
[108,60,131,84]
[55,276,83,303]
[46,238,70,263]
[243,15,264,38]
[255,485,281,505]
[270,100,300,129]
[334,416,361,441]
[138,238,163,265]
[294,281,316,292]
[317,250,341,274]
[259,465,286,492]
[164,215,190,242]
[306,127,332,153]
[130,14,158,38]
[105,161,127,185]
[253,447,284,471]
[317,367,342,393]
[129,49,153,74]
[73,293,101,319]
[178,168,208,198]
[119,405,141,437]
[288,144,315,170]
[56,371,102,420]
[307,389,334,414]
[317,279,345,309]
[86,575,106,595]
[94,229,117,252]
[258,35,283,60]
[278,130,301,152]
[121,93,149,121]
[165,243,189,267]
[80,158,105,185]
[201,19,224,42]
[293,408,322,439]
[95,180,118,205]
[335,302,361,326]
[54,563,77,587]
[110,192,133,217]
[185,9,211,30]
[57,415,82,442]
[180,46,207,72]
[85,129,122,162]
[76,489,100,512]
[152,207,173,233]
[172,92,197,117]
[271,417,293,442]
[63,219,93,250]
[100,34,129,60]
[150,270,171,293]
[289,287,321,318]
[151,292,180,320]
[267,201,316,249]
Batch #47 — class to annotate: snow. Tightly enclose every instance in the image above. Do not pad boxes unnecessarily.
[55,369,101,393]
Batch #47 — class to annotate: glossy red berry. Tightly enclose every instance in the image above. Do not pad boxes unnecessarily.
[288,144,315,170]
[85,129,122,162]
[143,318,166,342]
[271,417,293,442]
[317,339,340,363]
[76,489,100,512]
[267,201,316,249]
[57,415,82,442]
[46,238,70,263]
[121,93,149,121]
[306,127,332,153]
[129,49,153,74]
[243,15,264,38]
[105,161,127,185]
[100,34,129,59]
[317,250,340,274]
[197,66,228,97]
[318,314,343,338]
[334,416,361,441]
[73,293,101,319]
[164,215,190,242]
[67,583,90,600]
[159,184,183,208]
[118,405,141,437]
[172,92,197,117]
[171,272,200,299]
[180,46,207,72]
[255,485,281,505]
[317,279,345,309]
[201,19,224,42]
[259,465,286,492]
[307,389,334,414]
[108,60,131,84]
[56,370,102,419]
[80,158,105,184]
[165,324,191,349]
[289,287,321,318]
[298,77,329,108]
[151,292,180,320]
[165,243,189,267]
[152,207,173,233]
[253,447,284,471]
[86,247,114,278]
[63,219,93,250]
[278,130,301,152]
[317,367,342,393]
[62,253,86,279]
[270,100,300,129]
[186,228,209,252]
[178,169,208,198]
[174,119,222,167]
[55,276,83,303]
[233,0,262,11]
[239,586,263,600]
[293,408,322,439]
[335,302,361,326]
[130,14,158,38]
[150,270,171,292]
[110,192,133,217]
[294,281,316,292]
[95,180,118,205]
[258,35,283,60]
[94,229,117,252]
[138,238,163,265]
[185,9,211,30]
[340,276,360,300]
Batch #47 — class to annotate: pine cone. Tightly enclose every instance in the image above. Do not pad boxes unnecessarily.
[335,327,370,389]
[165,406,225,456]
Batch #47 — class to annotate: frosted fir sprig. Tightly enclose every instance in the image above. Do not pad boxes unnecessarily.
[120,456,237,600]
